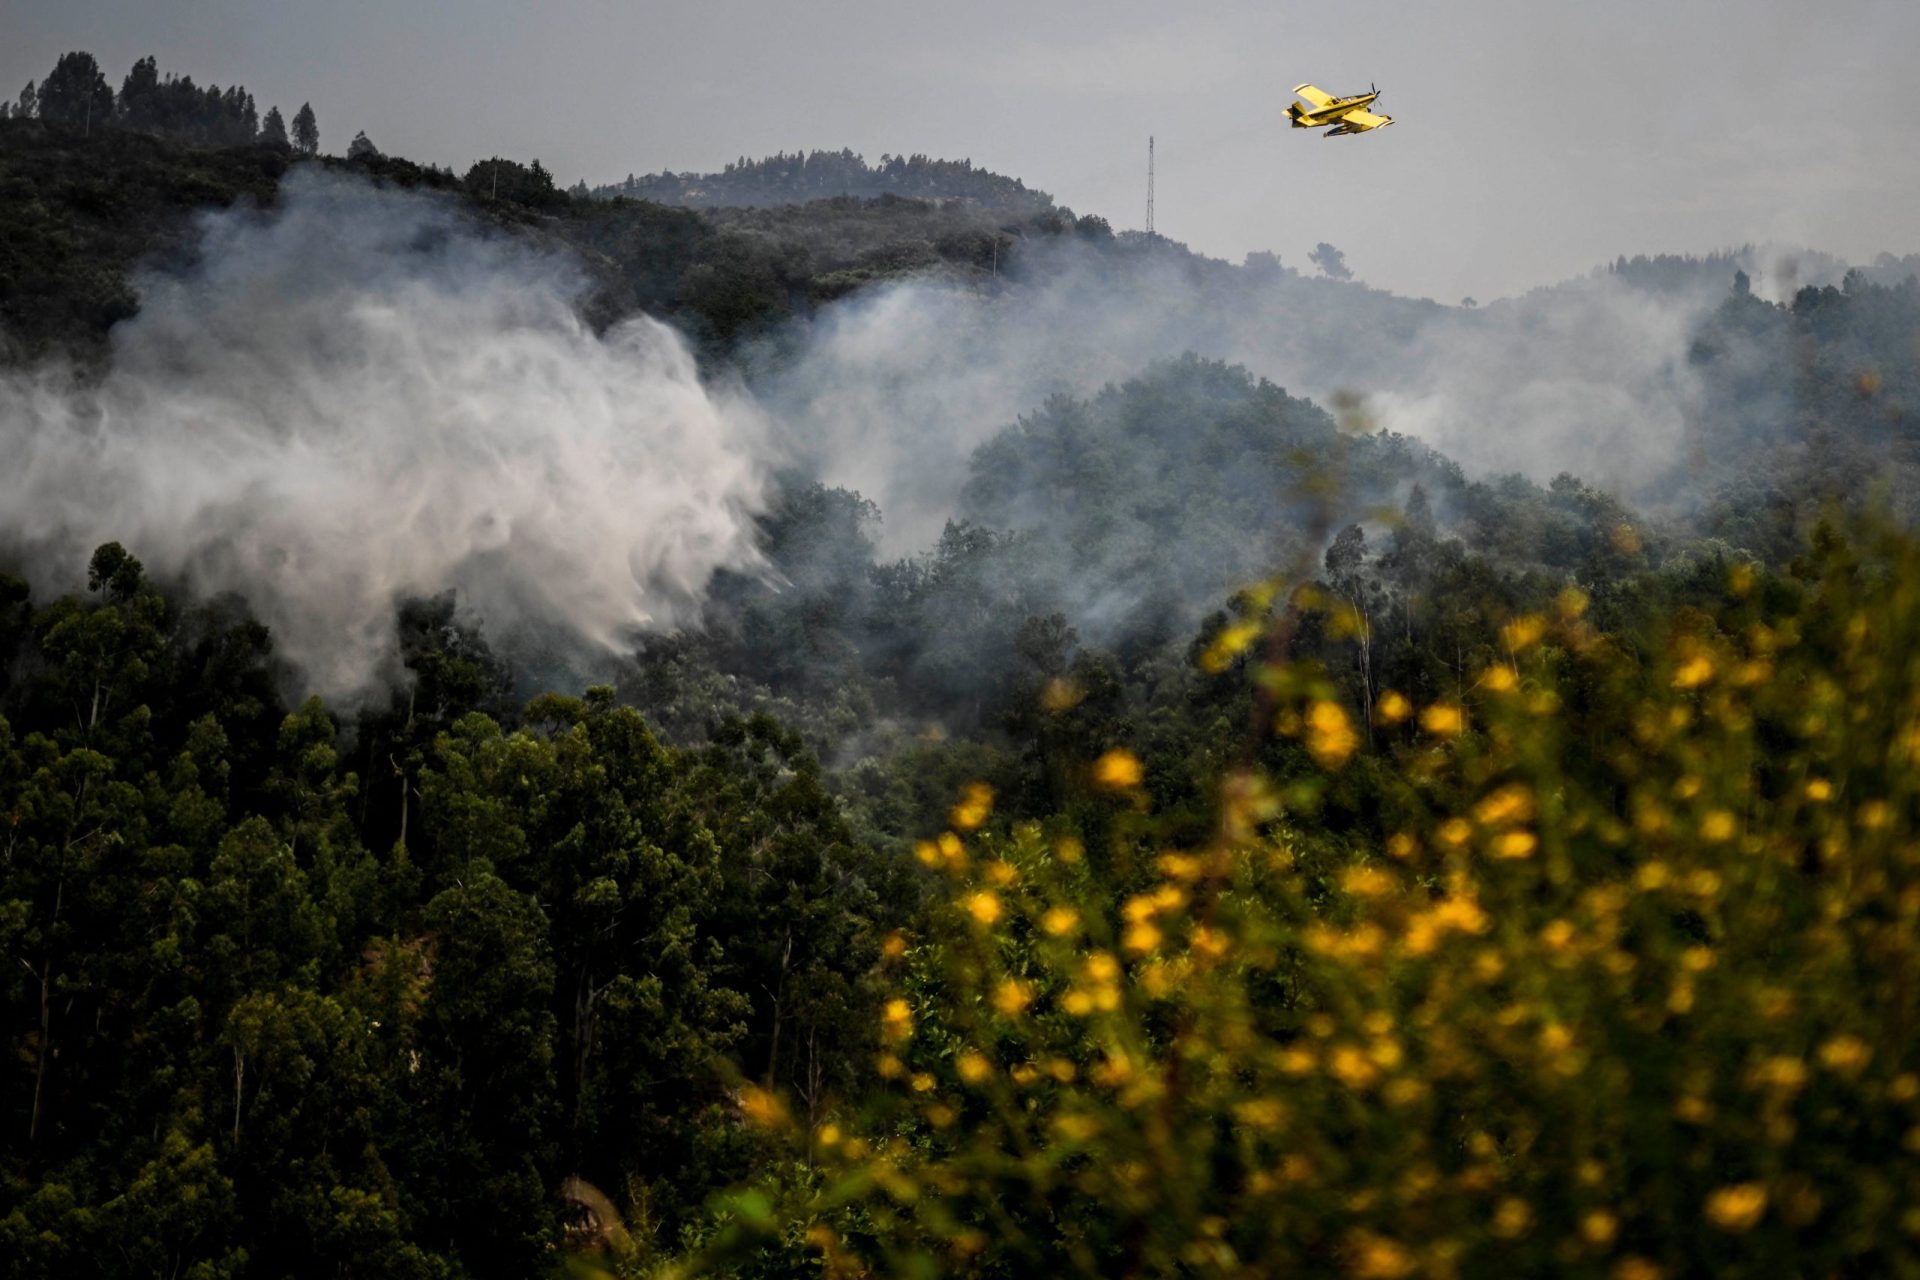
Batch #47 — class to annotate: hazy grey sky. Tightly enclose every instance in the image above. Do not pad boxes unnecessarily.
[5,0,1916,301]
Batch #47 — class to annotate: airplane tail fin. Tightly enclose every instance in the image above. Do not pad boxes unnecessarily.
[1286,102,1308,127]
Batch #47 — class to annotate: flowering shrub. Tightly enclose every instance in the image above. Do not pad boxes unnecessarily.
[658,521,1920,1278]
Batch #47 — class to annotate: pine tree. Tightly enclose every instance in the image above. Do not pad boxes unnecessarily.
[117,55,161,131]
[16,80,38,120]
[36,52,115,134]
[260,105,288,148]
[291,101,318,155]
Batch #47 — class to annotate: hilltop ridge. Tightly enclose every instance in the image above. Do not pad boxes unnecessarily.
[587,147,1054,212]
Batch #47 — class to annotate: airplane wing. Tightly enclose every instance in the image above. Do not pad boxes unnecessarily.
[1338,109,1393,131]
[1292,83,1335,108]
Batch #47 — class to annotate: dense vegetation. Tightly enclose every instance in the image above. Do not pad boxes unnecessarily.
[692,515,1920,1279]
[590,150,1055,214]
[6,43,1920,1280]
[0,121,1081,361]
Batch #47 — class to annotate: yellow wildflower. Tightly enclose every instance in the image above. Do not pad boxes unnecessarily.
[1347,1232,1415,1280]
[1041,905,1080,936]
[1756,1056,1808,1090]
[1502,614,1548,652]
[1704,1183,1768,1232]
[1053,1112,1100,1141]
[1475,784,1535,827]
[739,1085,789,1129]
[1158,851,1204,880]
[1093,749,1143,788]
[1376,690,1412,724]
[1307,699,1359,768]
[1329,1043,1381,1090]
[965,892,1002,926]
[1199,620,1262,673]
[1673,655,1715,689]
[956,1051,993,1084]
[1040,676,1084,712]
[991,978,1033,1017]
[1342,865,1395,898]
[949,781,993,831]
[1492,1198,1532,1238]
[1819,1034,1872,1077]
[1421,702,1465,736]
[1436,898,1489,936]
[1495,830,1538,859]
[881,997,913,1041]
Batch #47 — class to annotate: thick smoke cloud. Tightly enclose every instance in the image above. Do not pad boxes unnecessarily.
[0,170,774,699]
[761,238,1765,553]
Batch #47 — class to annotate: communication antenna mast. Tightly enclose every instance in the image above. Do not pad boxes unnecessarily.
[1146,135,1156,238]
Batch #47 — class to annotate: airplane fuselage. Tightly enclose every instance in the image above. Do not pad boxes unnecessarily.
[1289,92,1380,128]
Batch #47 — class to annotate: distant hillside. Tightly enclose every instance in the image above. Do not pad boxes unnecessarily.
[1594,247,1920,300]
[0,122,1088,360]
[590,149,1054,213]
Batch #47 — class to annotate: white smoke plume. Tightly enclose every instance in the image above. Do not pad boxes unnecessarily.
[0,170,774,699]
[760,238,1745,552]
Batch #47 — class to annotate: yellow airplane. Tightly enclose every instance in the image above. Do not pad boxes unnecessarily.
[1287,83,1394,137]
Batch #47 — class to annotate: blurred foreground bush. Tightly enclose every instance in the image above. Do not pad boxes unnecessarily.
[651,518,1920,1279]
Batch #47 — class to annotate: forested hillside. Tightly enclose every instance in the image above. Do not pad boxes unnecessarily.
[5,45,1920,1280]
[588,150,1055,213]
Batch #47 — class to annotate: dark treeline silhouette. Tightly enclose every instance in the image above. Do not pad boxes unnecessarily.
[594,147,1055,212]
[0,49,311,153]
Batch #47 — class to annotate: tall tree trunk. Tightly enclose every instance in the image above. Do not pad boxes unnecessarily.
[763,928,793,1089]
[29,956,51,1142]
[232,1044,246,1145]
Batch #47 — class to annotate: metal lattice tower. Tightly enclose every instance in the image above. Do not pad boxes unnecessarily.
[1146,136,1155,238]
